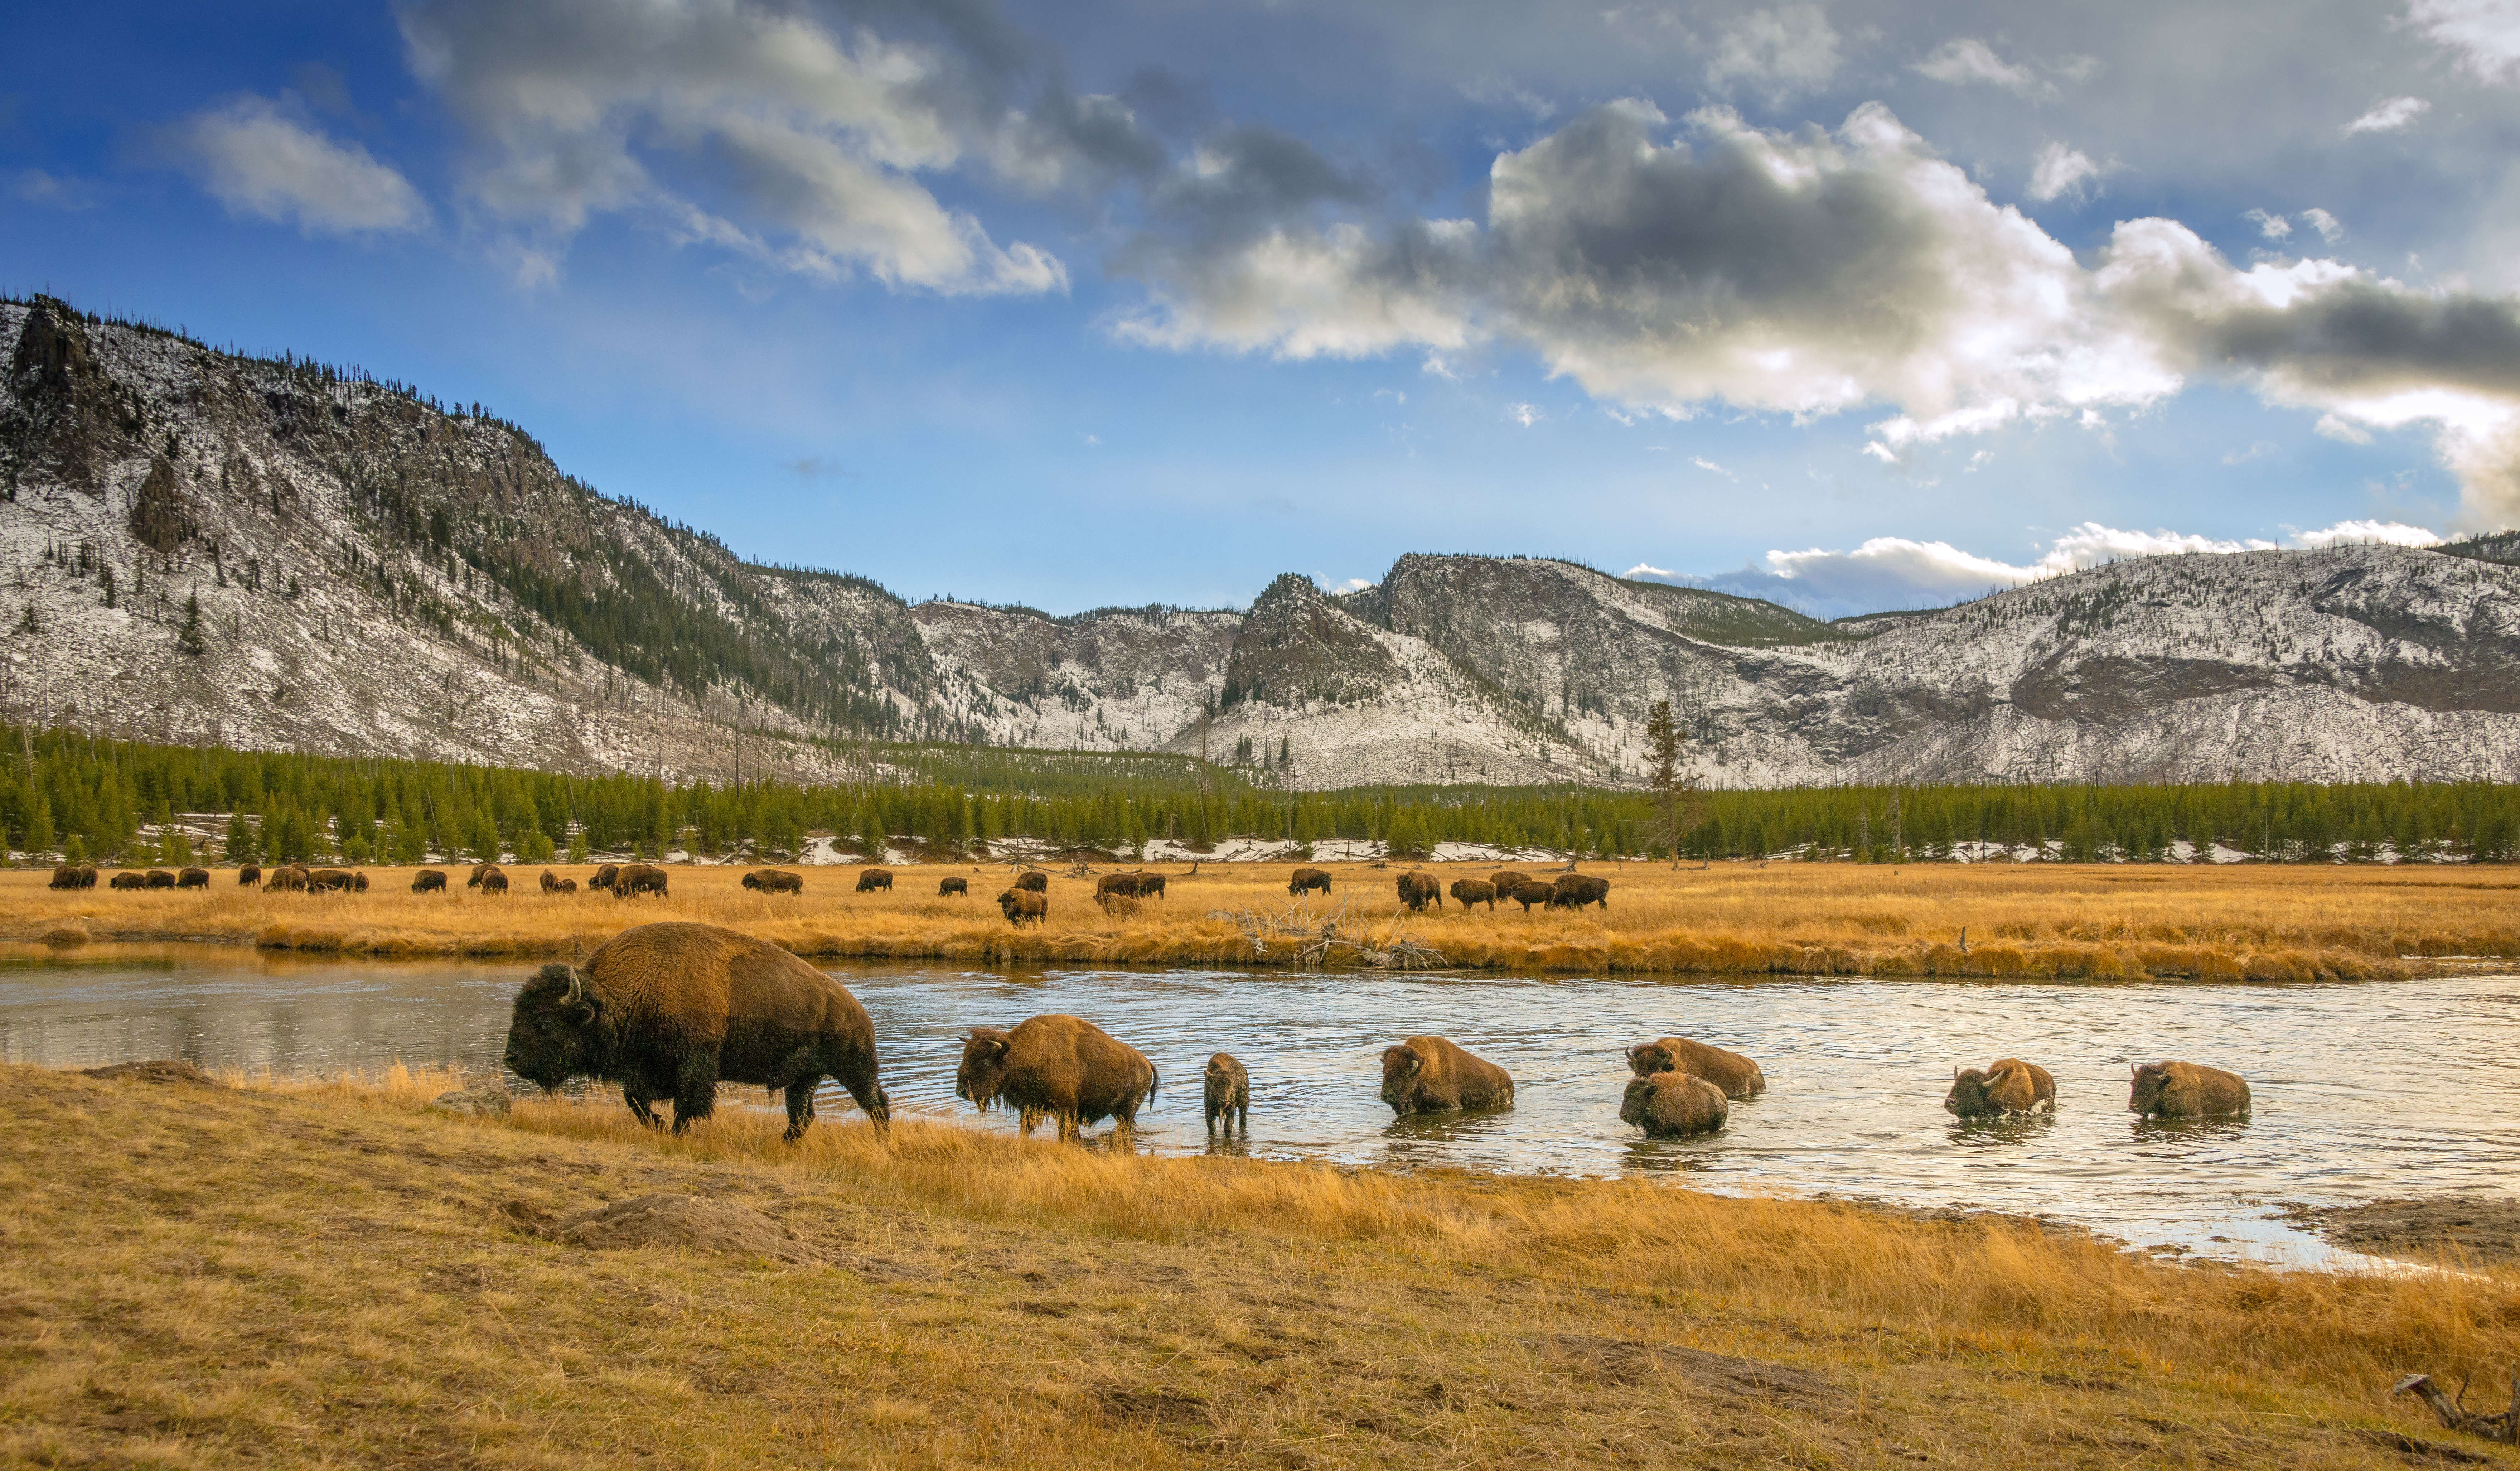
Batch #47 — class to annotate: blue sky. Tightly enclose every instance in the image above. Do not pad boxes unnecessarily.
[9,0,2520,615]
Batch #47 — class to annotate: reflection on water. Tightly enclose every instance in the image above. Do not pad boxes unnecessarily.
[4,945,2516,1268]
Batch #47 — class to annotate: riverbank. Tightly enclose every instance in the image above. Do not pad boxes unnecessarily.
[5,861,2516,980]
[6,1061,2515,1468]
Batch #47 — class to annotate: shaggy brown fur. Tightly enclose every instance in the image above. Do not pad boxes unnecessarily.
[411,869,448,893]
[744,869,805,894]
[1394,872,1443,912]
[1551,873,1610,910]
[176,867,210,889]
[477,865,509,896]
[936,876,968,897]
[1505,881,1556,912]
[855,868,894,894]
[1203,1052,1250,1137]
[1946,1058,2057,1118]
[1287,867,1332,896]
[2128,1061,2250,1119]
[1621,1071,1729,1137]
[954,1014,1157,1142]
[1380,1035,1513,1116]
[1626,1037,1766,1099]
[1448,878,1497,910]
[615,864,669,898]
[998,889,1048,926]
[1013,870,1048,893]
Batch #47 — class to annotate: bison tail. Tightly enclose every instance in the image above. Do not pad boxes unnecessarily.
[1146,1065,1159,1108]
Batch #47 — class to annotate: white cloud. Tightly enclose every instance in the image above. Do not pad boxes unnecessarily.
[2409,0,2520,85]
[2315,412,2375,444]
[2291,518,2442,547]
[2300,207,2344,242]
[1507,402,1542,427]
[2026,141,2105,202]
[1690,455,1737,478]
[183,96,427,234]
[2346,96,2432,133]
[1706,5,1843,100]
[2247,208,2292,240]
[1625,563,1679,581]
[1914,39,2049,98]
[2222,440,2277,463]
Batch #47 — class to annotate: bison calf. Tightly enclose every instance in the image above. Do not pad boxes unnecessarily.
[998,888,1048,926]
[411,869,448,893]
[1380,1035,1513,1116]
[1504,881,1555,911]
[1622,1071,1728,1137]
[236,864,261,886]
[954,1014,1157,1143]
[502,921,890,1141]
[1287,867,1331,896]
[855,867,894,894]
[2128,1061,2249,1119]
[1490,870,1533,895]
[1204,1052,1250,1137]
[937,876,968,897]
[1946,1058,2056,1118]
[1626,1037,1765,1099]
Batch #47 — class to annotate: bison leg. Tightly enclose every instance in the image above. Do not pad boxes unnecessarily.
[782,1080,817,1142]
[1237,1101,1249,1136]
[1056,1110,1083,1143]
[1017,1107,1043,1138]
[623,1086,664,1130]
[669,1052,721,1134]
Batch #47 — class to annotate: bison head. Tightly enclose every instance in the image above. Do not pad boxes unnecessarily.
[1379,1043,1424,1110]
[502,963,602,1092]
[741,872,763,891]
[2127,1062,2173,1116]
[1944,1066,1996,1118]
[1618,1075,1663,1129]
[1625,1041,1677,1078]
[955,1029,1014,1109]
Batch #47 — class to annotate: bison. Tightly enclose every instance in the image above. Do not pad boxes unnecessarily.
[1094,871,1140,901]
[937,876,968,897]
[412,869,448,893]
[1490,869,1534,896]
[265,865,309,892]
[540,869,561,895]
[108,871,147,891]
[177,867,210,889]
[1448,878,1497,910]
[467,862,493,889]
[1394,872,1443,912]
[855,867,894,894]
[1550,873,1610,910]
[1626,1037,1766,1099]
[1946,1058,2056,1118]
[1621,1071,1729,1138]
[144,869,176,889]
[1287,867,1331,896]
[553,877,578,893]
[237,864,261,887]
[1379,1035,1513,1116]
[478,865,510,896]
[615,863,667,898]
[1505,881,1554,911]
[2128,1061,2250,1119]
[954,1014,1156,1142]
[1204,1051,1250,1137]
[1133,873,1166,901]
[589,863,621,893]
[998,888,1048,926]
[501,920,890,1142]
[743,869,804,894]
[61,865,97,889]
[47,864,83,890]
[352,872,369,892]
[307,868,354,892]
[1013,870,1048,893]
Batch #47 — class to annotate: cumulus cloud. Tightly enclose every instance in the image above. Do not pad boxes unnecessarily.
[2026,141,2105,202]
[2247,208,2292,240]
[1705,5,1843,100]
[397,0,1102,291]
[182,95,428,234]
[2409,0,2520,85]
[2347,96,2432,132]
[1914,39,2048,98]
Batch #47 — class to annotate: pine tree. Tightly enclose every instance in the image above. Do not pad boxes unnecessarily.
[176,593,205,656]
[26,799,54,857]
[859,807,887,861]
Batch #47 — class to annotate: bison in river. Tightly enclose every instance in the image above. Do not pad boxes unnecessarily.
[1550,873,1610,910]
[1622,1071,1729,1138]
[1380,1035,1513,1116]
[954,1014,1157,1142]
[744,869,804,894]
[855,867,894,894]
[1012,870,1048,893]
[1204,1052,1250,1138]
[1504,881,1556,912]
[177,867,210,890]
[588,863,620,893]
[1946,1058,2056,1118]
[998,888,1048,926]
[236,864,261,887]
[411,869,448,893]
[1448,878,1496,910]
[615,863,668,898]
[1394,872,1443,912]
[1287,867,1331,896]
[937,876,968,897]
[2128,1061,2249,1119]
[1626,1037,1766,1099]
[503,921,889,1141]
[108,871,147,891]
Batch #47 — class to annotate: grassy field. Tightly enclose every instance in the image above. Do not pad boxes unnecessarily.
[4,1061,2515,1469]
[5,859,2517,980]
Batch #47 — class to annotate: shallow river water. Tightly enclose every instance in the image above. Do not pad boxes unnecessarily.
[6,946,2515,1268]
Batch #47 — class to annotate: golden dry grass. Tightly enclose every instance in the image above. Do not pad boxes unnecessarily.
[4,859,2517,979]
[6,1060,2516,1468]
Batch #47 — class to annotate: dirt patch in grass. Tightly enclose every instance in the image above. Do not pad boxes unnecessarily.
[2287,1196,2520,1267]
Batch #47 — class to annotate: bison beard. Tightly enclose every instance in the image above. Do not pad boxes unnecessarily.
[500,921,890,1141]
[954,1014,1157,1143]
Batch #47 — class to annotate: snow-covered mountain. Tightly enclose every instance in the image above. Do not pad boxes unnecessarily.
[8,294,2519,789]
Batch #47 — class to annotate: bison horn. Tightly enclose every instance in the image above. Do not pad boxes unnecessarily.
[565,968,585,1004]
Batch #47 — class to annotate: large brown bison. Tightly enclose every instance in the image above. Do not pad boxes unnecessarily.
[744,869,804,894]
[1133,873,1166,900]
[540,869,562,895]
[1379,1035,1513,1116]
[1287,867,1331,896]
[1551,873,1610,910]
[1013,870,1048,893]
[1394,872,1443,912]
[108,871,147,891]
[467,862,494,888]
[589,863,621,893]
[615,863,668,898]
[47,864,91,890]
[1505,881,1554,911]
[1621,1071,1728,1137]
[307,868,355,892]
[2128,1061,2249,1119]
[177,867,210,889]
[266,865,310,892]
[1204,1052,1250,1138]
[954,1014,1157,1142]
[937,876,968,897]
[998,888,1048,926]
[478,865,510,896]
[237,864,260,887]
[144,869,176,889]
[1448,878,1497,910]
[411,868,448,893]
[855,867,894,894]
[1626,1037,1766,1099]
[1946,1058,2056,1118]
[1490,870,1533,896]
[1094,871,1139,901]
[502,921,890,1141]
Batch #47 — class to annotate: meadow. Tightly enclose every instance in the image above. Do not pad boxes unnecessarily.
[6,858,2518,980]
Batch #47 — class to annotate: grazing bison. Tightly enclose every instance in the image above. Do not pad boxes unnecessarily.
[58,865,97,889]
[145,869,177,889]
[540,869,561,895]
[998,888,1048,926]
[1379,1035,1513,1116]
[266,865,310,892]
[1490,870,1534,896]
[467,863,493,889]
[1133,873,1166,900]
[352,872,369,892]
[177,867,210,889]
[502,920,890,1141]
[307,868,354,893]
[1505,881,1554,911]
[1621,1071,1729,1138]
[589,863,620,893]
[937,876,968,897]
[47,864,83,890]
[108,871,147,891]
[478,865,510,896]
[615,863,668,898]
[1626,1037,1766,1099]
[1550,874,1610,911]
[855,867,894,894]
[1204,1052,1250,1137]
[1287,867,1331,896]
[1394,872,1443,912]
[1448,878,1497,910]
[954,1014,1157,1142]
[411,869,448,893]
[1013,870,1048,893]
[553,877,578,893]
[743,869,804,894]
[237,864,260,887]
[1946,1058,2057,1118]
[2128,1061,2250,1119]
[1094,871,1140,901]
